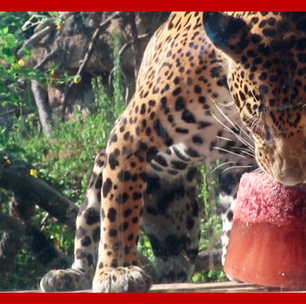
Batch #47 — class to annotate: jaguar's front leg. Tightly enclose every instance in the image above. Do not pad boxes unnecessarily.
[92,129,153,292]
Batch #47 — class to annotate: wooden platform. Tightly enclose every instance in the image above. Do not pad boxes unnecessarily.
[151,281,272,292]
[6,281,306,293]
[150,281,306,293]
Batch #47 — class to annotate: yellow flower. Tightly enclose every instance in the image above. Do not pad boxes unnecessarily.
[56,20,65,31]
[4,156,11,165]
[17,59,25,67]
[73,75,82,84]
[50,69,55,77]
[29,169,39,178]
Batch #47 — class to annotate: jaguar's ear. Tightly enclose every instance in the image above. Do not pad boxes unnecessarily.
[203,12,249,56]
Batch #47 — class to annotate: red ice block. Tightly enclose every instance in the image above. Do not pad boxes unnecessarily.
[224,172,306,289]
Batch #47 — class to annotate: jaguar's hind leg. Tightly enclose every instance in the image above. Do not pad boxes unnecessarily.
[40,152,105,292]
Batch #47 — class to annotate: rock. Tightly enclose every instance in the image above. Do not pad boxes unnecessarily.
[28,12,170,120]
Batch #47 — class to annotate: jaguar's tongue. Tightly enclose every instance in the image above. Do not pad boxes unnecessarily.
[224,171,306,290]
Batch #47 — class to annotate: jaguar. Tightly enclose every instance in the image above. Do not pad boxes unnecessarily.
[40,12,306,292]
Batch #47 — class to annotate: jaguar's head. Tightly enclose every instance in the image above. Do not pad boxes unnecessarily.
[204,12,306,186]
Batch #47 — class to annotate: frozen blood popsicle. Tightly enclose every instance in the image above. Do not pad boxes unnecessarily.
[224,171,306,289]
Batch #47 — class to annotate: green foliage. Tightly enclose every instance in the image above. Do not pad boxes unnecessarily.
[0,244,46,291]
[22,12,60,32]
[191,165,226,283]
[0,12,66,142]
[0,27,128,290]
[138,233,155,263]
[0,12,45,145]
[112,34,126,115]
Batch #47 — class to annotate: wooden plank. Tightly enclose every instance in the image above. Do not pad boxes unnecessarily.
[150,281,269,293]
[5,281,306,293]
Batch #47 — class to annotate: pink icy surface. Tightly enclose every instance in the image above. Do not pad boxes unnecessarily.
[234,172,306,226]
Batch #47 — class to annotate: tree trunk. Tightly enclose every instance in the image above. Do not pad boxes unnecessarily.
[0,151,79,230]
[31,80,53,138]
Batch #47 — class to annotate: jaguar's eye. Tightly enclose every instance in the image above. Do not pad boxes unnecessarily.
[258,104,269,115]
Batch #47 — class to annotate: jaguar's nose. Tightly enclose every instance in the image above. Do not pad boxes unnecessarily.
[272,168,306,187]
